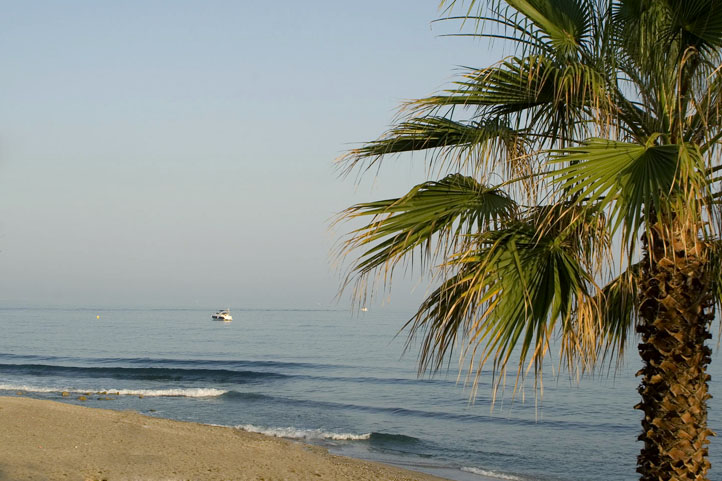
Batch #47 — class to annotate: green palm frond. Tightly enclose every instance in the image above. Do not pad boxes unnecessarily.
[415,56,610,116]
[613,0,673,62]
[595,263,641,363]
[505,0,592,57]
[687,61,722,150]
[549,138,708,246]
[414,57,558,112]
[405,56,613,153]
[337,174,517,285]
[406,216,598,396]
[664,0,722,50]
[532,201,611,273]
[440,0,592,57]
[340,117,526,176]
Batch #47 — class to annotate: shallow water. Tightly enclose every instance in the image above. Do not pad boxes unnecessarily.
[0,307,719,481]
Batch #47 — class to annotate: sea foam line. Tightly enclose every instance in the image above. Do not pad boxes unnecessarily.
[236,424,371,441]
[0,384,227,398]
[461,466,525,480]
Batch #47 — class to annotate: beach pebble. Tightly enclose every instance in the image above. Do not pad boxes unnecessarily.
[78,395,87,401]
[61,391,70,397]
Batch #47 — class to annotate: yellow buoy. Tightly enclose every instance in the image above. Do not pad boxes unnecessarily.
[96,315,100,319]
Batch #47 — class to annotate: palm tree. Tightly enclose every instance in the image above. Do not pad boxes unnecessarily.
[336,1,722,479]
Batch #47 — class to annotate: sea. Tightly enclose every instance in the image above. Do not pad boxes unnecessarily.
[0,307,719,481]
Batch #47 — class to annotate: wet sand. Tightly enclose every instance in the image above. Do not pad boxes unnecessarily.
[0,395,451,481]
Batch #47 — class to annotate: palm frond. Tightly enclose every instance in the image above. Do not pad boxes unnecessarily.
[664,0,722,51]
[408,56,614,150]
[505,0,592,57]
[405,213,599,398]
[339,117,526,177]
[549,138,708,250]
[594,263,641,364]
[336,174,517,293]
[413,57,558,112]
[415,56,608,112]
[440,0,594,57]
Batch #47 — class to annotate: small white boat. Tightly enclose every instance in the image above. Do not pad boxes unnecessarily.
[361,307,368,312]
[212,309,232,321]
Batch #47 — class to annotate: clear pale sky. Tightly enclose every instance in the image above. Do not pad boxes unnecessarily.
[0,1,495,309]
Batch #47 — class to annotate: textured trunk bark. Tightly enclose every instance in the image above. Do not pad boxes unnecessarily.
[636,218,714,480]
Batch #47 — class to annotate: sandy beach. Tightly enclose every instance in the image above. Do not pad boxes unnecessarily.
[0,396,449,481]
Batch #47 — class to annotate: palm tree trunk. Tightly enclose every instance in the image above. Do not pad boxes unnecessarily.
[636,218,714,480]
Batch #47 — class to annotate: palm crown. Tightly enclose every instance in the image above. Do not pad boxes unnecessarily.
[337,1,722,479]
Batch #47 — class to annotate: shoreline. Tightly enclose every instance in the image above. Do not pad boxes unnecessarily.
[0,395,456,481]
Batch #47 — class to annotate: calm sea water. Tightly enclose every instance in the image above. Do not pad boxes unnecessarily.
[0,307,719,481]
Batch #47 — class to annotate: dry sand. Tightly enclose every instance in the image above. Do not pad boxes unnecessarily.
[0,396,451,481]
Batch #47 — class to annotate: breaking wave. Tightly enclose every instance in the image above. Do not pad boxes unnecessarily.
[0,362,287,383]
[0,384,226,398]
[236,424,371,440]
[461,466,525,480]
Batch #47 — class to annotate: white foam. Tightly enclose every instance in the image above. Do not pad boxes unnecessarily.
[108,388,227,398]
[0,384,226,398]
[461,466,524,480]
[236,424,371,441]
[0,384,59,394]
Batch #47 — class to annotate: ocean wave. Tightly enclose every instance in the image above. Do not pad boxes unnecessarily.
[236,424,371,441]
[99,388,227,397]
[0,353,332,370]
[276,397,632,432]
[0,384,226,398]
[367,432,420,444]
[461,466,525,480]
[0,355,452,389]
[234,424,424,446]
[221,390,271,401]
[0,363,288,383]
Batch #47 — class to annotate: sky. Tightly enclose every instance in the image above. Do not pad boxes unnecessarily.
[0,1,496,309]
